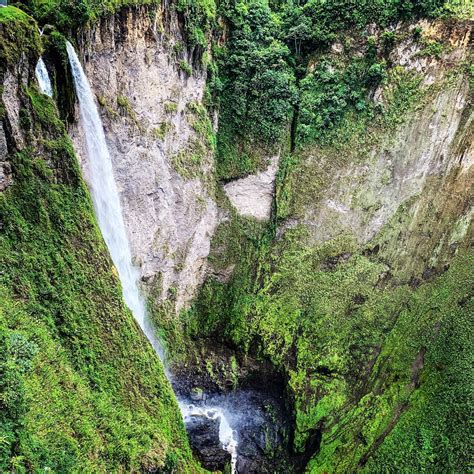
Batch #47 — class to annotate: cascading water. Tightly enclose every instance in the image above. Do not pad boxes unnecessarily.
[180,402,238,472]
[35,58,53,97]
[66,41,163,359]
[66,40,239,472]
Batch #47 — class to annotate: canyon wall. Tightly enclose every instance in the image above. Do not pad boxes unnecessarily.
[1,1,472,472]
[0,7,194,472]
[70,6,219,312]
[279,20,473,280]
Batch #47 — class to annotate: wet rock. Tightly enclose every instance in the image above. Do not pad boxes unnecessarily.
[190,387,205,401]
[185,415,231,471]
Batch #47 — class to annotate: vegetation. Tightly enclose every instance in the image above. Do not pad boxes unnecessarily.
[189,219,472,470]
[1,0,471,472]
[175,0,216,49]
[214,0,297,179]
[210,0,453,179]
[0,6,40,70]
[183,12,472,469]
[11,0,161,29]
[0,16,194,469]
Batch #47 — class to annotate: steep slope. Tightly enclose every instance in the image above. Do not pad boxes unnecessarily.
[0,7,195,472]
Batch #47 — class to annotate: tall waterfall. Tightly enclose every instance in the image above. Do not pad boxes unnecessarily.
[66,41,238,472]
[66,41,163,359]
[35,58,53,97]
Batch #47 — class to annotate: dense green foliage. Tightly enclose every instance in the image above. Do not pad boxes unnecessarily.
[0,17,194,469]
[176,0,216,49]
[211,0,453,179]
[279,0,445,52]
[215,0,297,178]
[0,6,41,70]
[11,0,160,29]
[297,52,387,143]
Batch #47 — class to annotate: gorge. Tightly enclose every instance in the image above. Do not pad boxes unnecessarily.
[0,0,472,473]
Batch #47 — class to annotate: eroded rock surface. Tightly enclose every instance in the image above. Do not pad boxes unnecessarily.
[224,154,279,221]
[70,7,218,310]
[282,20,473,279]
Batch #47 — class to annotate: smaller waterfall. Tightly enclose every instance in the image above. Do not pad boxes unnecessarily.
[180,402,238,472]
[35,58,53,97]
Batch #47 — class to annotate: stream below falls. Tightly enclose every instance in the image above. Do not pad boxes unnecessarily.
[177,387,294,473]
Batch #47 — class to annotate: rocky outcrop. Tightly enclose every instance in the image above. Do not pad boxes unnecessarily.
[70,6,218,311]
[0,122,12,191]
[224,153,279,221]
[185,415,231,471]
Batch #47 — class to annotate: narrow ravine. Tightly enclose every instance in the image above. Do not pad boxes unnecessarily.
[65,41,247,472]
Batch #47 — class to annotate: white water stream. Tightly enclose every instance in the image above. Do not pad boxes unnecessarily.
[66,41,164,359]
[180,402,238,472]
[35,58,53,97]
[66,41,238,471]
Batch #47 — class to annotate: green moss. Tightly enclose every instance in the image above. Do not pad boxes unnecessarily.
[0,7,41,71]
[179,60,193,76]
[164,101,178,113]
[0,64,195,473]
[169,100,216,184]
[189,210,472,470]
[152,121,172,140]
[187,101,216,151]
[307,251,473,472]
[11,0,161,31]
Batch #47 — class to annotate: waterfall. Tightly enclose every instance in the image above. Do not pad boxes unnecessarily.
[66,41,163,359]
[35,58,53,97]
[66,41,238,472]
[180,402,238,472]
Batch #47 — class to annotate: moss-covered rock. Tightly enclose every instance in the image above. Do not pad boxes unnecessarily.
[185,15,473,472]
[0,16,196,472]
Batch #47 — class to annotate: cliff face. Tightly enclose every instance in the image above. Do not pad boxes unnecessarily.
[0,7,194,472]
[65,9,472,471]
[270,20,473,471]
[190,16,473,472]
[279,20,473,279]
[70,6,219,312]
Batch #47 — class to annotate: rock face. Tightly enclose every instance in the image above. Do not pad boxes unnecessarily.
[224,154,279,221]
[282,20,473,279]
[70,6,218,311]
[1,57,35,191]
[0,18,195,470]
[0,122,12,191]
